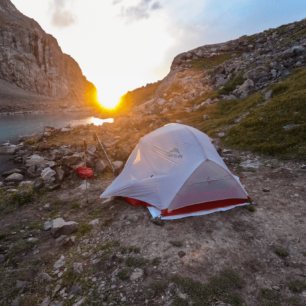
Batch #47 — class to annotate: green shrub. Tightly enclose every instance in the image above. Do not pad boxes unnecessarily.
[274,247,289,258]
[152,257,160,266]
[150,279,169,293]
[218,73,244,95]
[288,280,306,292]
[125,256,148,267]
[118,268,132,280]
[71,201,80,209]
[244,205,256,212]
[77,222,93,238]
[192,54,232,70]
[170,241,183,247]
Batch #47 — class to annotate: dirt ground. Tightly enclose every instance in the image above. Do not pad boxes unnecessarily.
[1,147,306,306]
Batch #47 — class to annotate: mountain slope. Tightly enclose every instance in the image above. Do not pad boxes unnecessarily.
[0,0,97,110]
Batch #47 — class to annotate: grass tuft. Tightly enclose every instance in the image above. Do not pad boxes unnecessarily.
[244,205,256,212]
[274,247,289,258]
[170,241,183,247]
[218,73,244,95]
[71,201,80,210]
[76,222,93,238]
[152,257,161,266]
[118,268,132,280]
[192,54,232,70]
[288,280,306,293]
[125,256,148,267]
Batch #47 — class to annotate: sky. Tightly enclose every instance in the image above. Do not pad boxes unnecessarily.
[11,0,306,108]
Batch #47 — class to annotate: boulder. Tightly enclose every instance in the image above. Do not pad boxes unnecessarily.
[2,168,25,177]
[41,168,56,182]
[0,145,17,154]
[34,179,45,190]
[243,66,268,81]
[51,218,79,238]
[25,155,47,168]
[237,79,254,97]
[4,173,24,182]
[87,145,96,154]
[61,128,73,133]
[55,168,65,181]
[95,160,106,174]
[62,155,82,167]
[19,181,34,187]
[112,161,124,171]
[292,45,305,56]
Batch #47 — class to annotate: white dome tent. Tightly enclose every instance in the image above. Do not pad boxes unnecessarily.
[100,124,249,220]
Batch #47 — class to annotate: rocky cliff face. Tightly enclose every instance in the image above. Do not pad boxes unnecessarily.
[132,17,306,115]
[0,0,96,109]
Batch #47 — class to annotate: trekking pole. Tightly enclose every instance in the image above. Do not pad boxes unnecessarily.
[83,140,89,204]
[93,131,117,176]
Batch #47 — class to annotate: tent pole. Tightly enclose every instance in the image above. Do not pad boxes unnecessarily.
[93,131,117,176]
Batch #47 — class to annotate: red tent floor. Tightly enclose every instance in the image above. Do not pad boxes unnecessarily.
[124,197,249,218]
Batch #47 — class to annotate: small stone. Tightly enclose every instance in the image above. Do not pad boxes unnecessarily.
[17,190,28,197]
[44,221,52,231]
[203,115,210,120]
[263,188,270,192]
[28,237,38,242]
[51,218,79,238]
[89,219,100,227]
[52,284,61,297]
[152,217,164,226]
[40,296,51,306]
[34,179,45,190]
[41,167,56,182]
[73,263,83,276]
[301,165,306,170]
[11,298,19,306]
[4,173,24,182]
[54,256,65,269]
[70,283,82,295]
[121,297,126,302]
[111,285,116,289]
[0,254,5,263]
[178,251,186,258]
[130,268,144,281]
[272,286,280,291]
[41,273,53,282]
[16,280,29,290]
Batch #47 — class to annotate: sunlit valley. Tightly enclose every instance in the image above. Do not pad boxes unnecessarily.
[0,0,306,305]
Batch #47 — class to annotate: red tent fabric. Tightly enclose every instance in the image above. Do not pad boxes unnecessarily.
[124,197,249,217]
[74,166,94,179]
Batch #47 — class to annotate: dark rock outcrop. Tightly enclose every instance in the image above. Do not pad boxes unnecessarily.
[0,0,97,108]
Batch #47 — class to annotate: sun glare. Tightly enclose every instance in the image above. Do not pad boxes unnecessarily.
[97,90,121,109]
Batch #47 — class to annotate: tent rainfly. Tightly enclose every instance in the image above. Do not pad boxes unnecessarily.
[100,123,250,220]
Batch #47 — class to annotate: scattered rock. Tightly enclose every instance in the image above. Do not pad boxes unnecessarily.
[75,181,90,191]
[28,237,38,242]
[240,160,263,169]
[41,273,53,282]
[130,268,144,281]
[272,286,280,291]
[41,167,56,182]
[178,251,186,258]
[53,256,65,269]
[203,115,210,120]
[51,218,79,238]
[73,263,83,276]
[40,297,51,306]
[112,161,124,171]
[4,173,24,182]
[48,184,61,191]
[0,254,5,263]
[16,280,29,290]
[263,188,270,192]
[70,283,82,295]
[72,297,86,306]
[89,219,100,227]
[2,168,24,177]
[95,160,106,174]
[283,124,298,131]
[55,168,65,181]
[34,178,45,190]
[11,298,19,306]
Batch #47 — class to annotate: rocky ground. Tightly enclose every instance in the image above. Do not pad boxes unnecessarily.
[1,14,306,306]
[1,117,306,306]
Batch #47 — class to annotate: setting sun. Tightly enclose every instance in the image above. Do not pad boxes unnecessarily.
[97,90,121,109]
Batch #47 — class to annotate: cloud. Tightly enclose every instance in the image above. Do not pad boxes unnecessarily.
[117,0,162,22]
[49,0,76,28]
[151,2,162,10]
